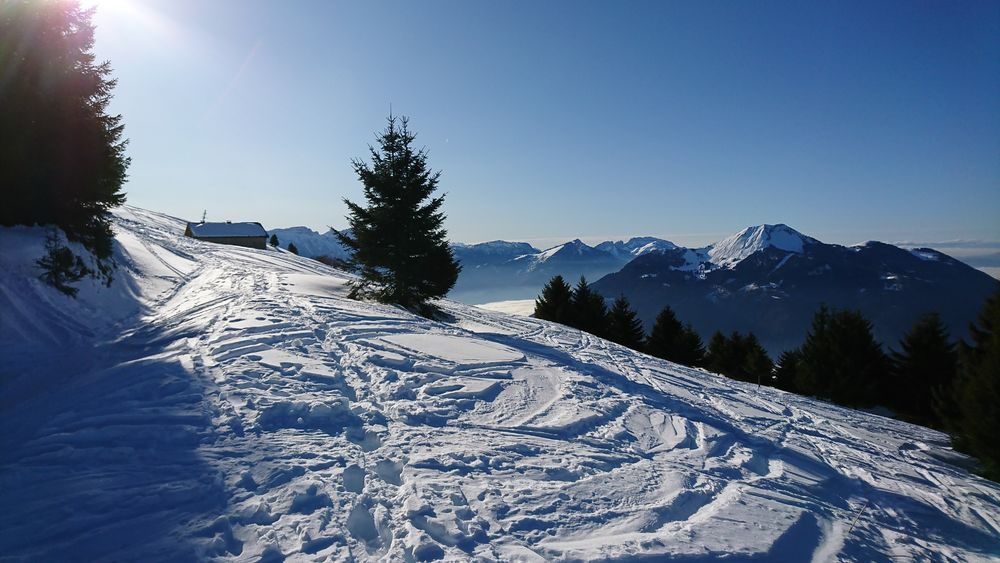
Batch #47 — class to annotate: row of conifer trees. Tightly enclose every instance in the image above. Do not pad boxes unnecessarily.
[535,275,1000,480]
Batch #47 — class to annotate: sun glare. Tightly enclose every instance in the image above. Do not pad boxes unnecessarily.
[82,0,179,48]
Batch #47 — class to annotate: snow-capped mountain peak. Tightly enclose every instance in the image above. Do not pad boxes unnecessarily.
[707,224,818,268]
[595,237,678,259]
[536,239,592,261]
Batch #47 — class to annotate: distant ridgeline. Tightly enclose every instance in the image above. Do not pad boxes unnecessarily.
[267,223,997,354]
[591,225,999,355]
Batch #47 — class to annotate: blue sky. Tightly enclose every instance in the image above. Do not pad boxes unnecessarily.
[90,0,999,248]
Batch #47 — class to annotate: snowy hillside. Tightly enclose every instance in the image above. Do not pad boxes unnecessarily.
[2,207,999,561]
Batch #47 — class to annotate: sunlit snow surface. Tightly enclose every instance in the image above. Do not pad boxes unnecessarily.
[1,207,999,561]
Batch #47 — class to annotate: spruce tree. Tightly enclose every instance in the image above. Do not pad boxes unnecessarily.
[606,295,645,349]
[704,331,731,376]
[704,331,772,384]
[890,313,957,428]
[568,276,608,336]
[945,290,1000,480]
[288,242,299,255]
[336,115,460,315]
[1,0,129,285]
[269,234,279,247]
[774,349,801,392]
[796,306,889,406]
[678,324,707,367]
[646,306,704,366]
[534,275,574,324]
[741,332,774,385]
[646,306,685,360]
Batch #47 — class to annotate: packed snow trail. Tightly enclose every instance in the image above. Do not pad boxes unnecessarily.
[2,207,999,561]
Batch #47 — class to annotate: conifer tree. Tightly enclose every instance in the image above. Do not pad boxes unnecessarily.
[678,323,707,367]
[568,276,607,336]
[704,331,772,383]
[336,115,460,315]
[269,234,279,247]
[890,313,957,428]
[741,332,774,385]
[288,242,299,255]
[944,290,1000,480]
[796,306,889,406]
[534,275,574,324]
[646,306,704,366]
[774,349,801,392]
[1,0,129,286]
[606,295,645,349]
[704,331,731,375]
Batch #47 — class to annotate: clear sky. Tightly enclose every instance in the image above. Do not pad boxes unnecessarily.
[89,0,999,248]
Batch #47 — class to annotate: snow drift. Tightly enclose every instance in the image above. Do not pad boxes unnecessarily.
[1,207,998,561]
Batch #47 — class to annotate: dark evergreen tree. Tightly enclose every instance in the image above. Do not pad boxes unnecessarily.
[704,331,772,384]
[534,275,574,324]
[678,323,707,367]
[796,306,889,406]
[704,331,731,375]
[646,306,703,366]
[774,349,801,392]
[741,332,774,385]
[568,276,607,336]
[269,234,279,247]
[890,313,957,428]
[336,115,460,315]
[288,242,299,255]
[606,295,645,349]
[944,290,1000,480]
[1,0,129,286]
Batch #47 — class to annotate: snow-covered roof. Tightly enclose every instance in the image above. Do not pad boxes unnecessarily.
[187,222,267,238]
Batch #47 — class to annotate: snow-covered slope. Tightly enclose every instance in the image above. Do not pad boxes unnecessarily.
[2,207,999,561]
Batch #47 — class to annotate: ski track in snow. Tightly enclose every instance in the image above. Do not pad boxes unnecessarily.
[2,206,999,562]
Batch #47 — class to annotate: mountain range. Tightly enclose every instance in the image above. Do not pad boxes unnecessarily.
[268,226,677,303]
[593,224,999,355]
[268,223,998,354]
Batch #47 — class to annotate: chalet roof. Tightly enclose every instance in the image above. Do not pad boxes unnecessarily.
[187,222,267,238]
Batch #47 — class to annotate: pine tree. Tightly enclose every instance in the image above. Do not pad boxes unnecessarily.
[704,331,731,375]
[890,313,957,428]
[606,295,645,349]
[944,290,1000,480]
[534,275,574,324]
[646,306,704,366]
[704,330,772,384]
[741,332,774,385]
[1,0,129,286]
[288,242,299,255]
[568,276,607,336]
[678,324,706,367]
[269,234,279,247]
[796,306,889,406]
[336,115,460,315]
[774,349,801,392]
